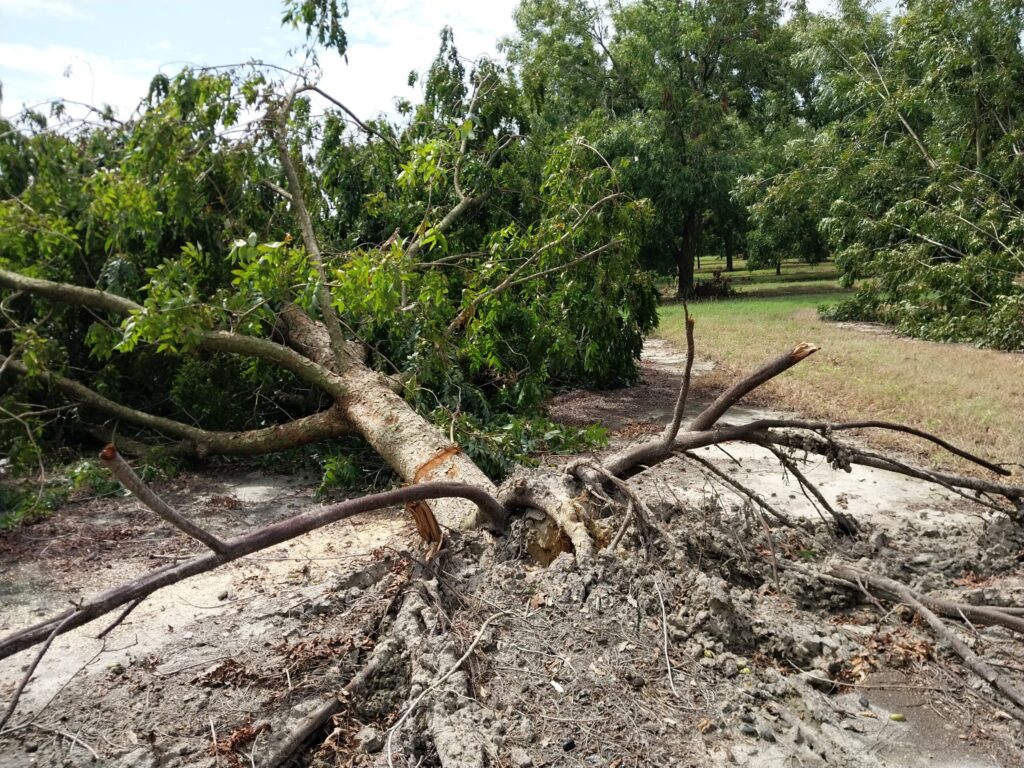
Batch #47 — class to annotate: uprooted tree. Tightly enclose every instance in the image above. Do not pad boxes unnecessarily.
[3,10,1024,767]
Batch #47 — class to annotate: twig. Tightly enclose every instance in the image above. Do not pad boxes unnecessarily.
[385,612,506,768]
[22,724,100,760]
[764,444,859,534]
[684,452,797,529]
[653,580,679,698]
[0,610,79,731]
[99,445,230,554]
[661,305,695,447]
[608,500,634,552]
[96,597,144,639]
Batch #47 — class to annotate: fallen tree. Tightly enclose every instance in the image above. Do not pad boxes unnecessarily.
[2,306,1024,763]
[3,63,1024,768]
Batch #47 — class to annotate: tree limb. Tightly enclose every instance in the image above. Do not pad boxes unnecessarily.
[687,342,819,431]
[0,481,506,662]
[0,354,352,457]
[586,342,820,481]
[272,96,350,372]
[759,430,1024,507]
[99,445,230,554]
[0,268,348,399]
[299,84,400,152]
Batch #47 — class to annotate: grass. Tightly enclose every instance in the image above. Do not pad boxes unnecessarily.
[656,291,1024,475]
[659,257,845,298]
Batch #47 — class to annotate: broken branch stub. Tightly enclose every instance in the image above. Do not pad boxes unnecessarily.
[99,444,231,554]
[687,342,819,432]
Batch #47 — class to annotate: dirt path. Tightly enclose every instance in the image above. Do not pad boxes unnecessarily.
[0,339,1022,767]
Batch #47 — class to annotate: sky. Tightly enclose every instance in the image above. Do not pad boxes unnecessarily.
[0,0,862,123]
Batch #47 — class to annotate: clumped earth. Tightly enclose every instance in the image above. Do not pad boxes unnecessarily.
[1,343,1022,767]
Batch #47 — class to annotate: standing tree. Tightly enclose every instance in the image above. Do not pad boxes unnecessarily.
[506,0,790,297]
[747,0,1024,349]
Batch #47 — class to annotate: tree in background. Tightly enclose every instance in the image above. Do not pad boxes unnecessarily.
[748,0,1024,349]
[506,0,790,298]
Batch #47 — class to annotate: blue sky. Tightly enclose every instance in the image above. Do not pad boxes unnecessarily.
[0,0,865,122]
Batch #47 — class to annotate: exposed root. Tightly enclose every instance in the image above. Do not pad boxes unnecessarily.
[499,469,594,560]
[385,580,504,768]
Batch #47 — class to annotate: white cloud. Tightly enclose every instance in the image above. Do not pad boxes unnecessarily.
[0,0,86,20]
[316,0,519,121]
[0,43,157,119]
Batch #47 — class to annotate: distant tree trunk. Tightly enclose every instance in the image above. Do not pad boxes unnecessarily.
[775,258,782,276]
[724,230,735,272]
[676,210,703,299]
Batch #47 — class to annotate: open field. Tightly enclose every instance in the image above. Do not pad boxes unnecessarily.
[658,292,1024,475]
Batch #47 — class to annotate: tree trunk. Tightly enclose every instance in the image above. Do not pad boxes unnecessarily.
[775,258,782,276]
[724,230,735,272]
[676,209,703,299]
[279,305,498,532]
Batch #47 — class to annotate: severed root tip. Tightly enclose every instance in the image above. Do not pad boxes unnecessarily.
[99,443,118,461]
[791,342,819,360]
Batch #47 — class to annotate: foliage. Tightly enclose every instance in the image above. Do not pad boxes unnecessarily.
[0,20,657,493]
[0,459,126,530]
[445,413,608,480]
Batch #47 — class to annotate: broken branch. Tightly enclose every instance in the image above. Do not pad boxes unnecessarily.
[687,342,819,432]
[0,482,506,662]
[99,444,230,554]
[661,305,695,447]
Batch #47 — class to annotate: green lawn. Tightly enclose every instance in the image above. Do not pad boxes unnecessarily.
[656,291,1024,475]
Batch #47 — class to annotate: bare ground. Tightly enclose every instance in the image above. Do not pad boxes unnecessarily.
[1,341,1022,767]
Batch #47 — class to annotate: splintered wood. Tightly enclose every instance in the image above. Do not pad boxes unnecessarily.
[407,499,443,545]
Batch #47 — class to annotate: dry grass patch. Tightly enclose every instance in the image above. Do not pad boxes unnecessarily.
[658,294,1024,478]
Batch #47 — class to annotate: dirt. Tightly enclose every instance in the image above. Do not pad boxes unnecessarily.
[1,341,1022,767]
